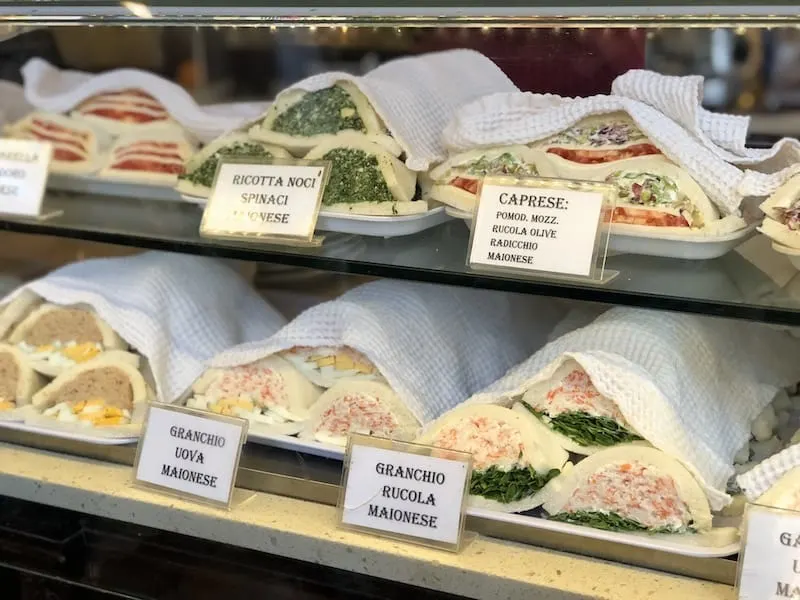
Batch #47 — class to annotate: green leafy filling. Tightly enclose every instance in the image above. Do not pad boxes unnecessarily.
[271,86,366,137]
[463,152,538,177]
[322,148,394,205]
[550,510,692,534]
[521,401,643,448]
[470,465,560,504]
[179,143,273,188]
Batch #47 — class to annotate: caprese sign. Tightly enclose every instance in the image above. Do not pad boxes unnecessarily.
[338,434,472,551]
[468,176,614,280]
[0,138,52,217]
[200,156,330,246]
[133,404,248,507]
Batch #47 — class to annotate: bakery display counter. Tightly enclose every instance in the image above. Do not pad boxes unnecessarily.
[0,442,735,600]
[0,191,799,325]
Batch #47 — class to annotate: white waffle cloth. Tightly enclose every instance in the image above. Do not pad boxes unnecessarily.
[19,58,268,142]
[269,49,518,171]
[210,279,566,424]
[0,252,286,401]
[467,307,800,510]
[737,445,800,501]
[443,69,800,215]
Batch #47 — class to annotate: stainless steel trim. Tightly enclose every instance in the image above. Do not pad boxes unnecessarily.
[0,428,737,585]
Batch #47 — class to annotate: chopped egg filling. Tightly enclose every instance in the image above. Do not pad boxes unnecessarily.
[432,416,526,471]
[42,397,131,427]
[282,346,381,382]
[313,392,398,445]
[17,341,103,370]
[187,394,295,426]
[0,398,16,411]
[563,460,692,531]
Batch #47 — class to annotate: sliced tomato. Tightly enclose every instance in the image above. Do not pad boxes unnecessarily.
[114,150,184,161]
[449,176,479,195]
[121,141,179,152]
[25,129,88,154]
[31,118,90,141]
[53,147,86,162]
[612,206,689,227]
[111,159,183,174]
[82,107,168,124]
[547,143,661,164]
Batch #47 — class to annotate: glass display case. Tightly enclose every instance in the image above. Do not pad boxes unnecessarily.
[2,3,800,599]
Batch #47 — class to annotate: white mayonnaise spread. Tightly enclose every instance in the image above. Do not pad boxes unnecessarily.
[563,460,691,530]
[313,392,397,444]
[432,416,526,472]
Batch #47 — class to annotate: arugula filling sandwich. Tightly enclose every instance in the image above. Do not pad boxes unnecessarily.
[521,360,642,455]
[759,176,800,250]
[416,403,568,512]
[176,132,293,198]
[541,445,712,535]
[32,351,151,428]
[428,146,554,213]
[304,131,422,216]
[0,343,45,413]
[8,304,127,377]
[299,379,419,446]
[250,82,401,157]
[187,354,323,435]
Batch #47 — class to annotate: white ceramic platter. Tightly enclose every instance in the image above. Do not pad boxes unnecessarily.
[466,507,740,558]
[48,173,183,202]
[445,206,756,260]
[182,193,451,238]
[0,419,139,445]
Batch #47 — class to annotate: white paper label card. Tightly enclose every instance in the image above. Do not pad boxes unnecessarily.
[738,503,800,599]
[0,138,52,217]
[200,156,330,244]
[133,404,248,508]
[338,434,472,551]
[468,176,614,280]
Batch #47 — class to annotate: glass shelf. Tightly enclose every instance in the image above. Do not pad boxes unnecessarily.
[2,191,799,326]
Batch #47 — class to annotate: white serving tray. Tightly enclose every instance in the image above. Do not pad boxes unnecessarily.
[247,430,344,460]
[48,172,183,202]
[182,192,451,238]
[445,206,756,260]
[466,507,740,558]
[771,241,800,269]
[0,419,139,445]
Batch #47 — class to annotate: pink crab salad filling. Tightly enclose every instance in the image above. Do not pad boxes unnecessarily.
[315,393,398,443]
[536,366,626,422]
[206,363,288,411]
[432,416,525,471]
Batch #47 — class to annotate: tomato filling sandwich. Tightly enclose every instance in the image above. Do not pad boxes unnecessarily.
[8,303,127,377]
[541,444,712,534]
[416,403,569,512]
[98,129,195,185]
[299,380,419,446]
[71,88,172,134]
[187,354,323,434]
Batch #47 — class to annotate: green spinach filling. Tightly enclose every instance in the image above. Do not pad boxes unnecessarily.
[321,148,394,206]
[179,143,273,189]
[271,86,366,137]
[521,401,643,448]
[470,465,560,504]
[550,510,692,534]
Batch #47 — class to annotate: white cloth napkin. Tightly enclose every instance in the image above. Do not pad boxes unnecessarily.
[467,307,800,510]
[210,279,566,424]
[269,49,518,171]
[20,58,264,142]
[737,444,800,501]
[443,69,800,215]
[0,252,286,401]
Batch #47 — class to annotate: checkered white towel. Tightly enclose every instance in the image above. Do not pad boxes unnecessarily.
[443,69,800,215]
[210,279,566,424]
[737,445,800,501]
[19,58,268,142]
[0,252,286,401]
[269,49,518,171]
[468,307,800,510]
